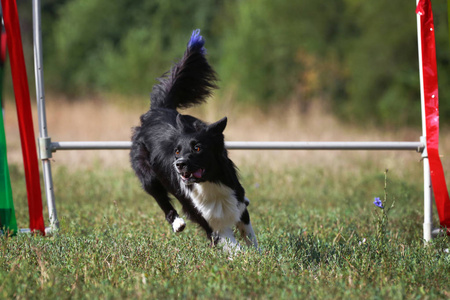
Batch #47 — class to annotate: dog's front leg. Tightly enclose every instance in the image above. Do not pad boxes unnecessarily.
[143,179,186,233]
[155,198,186,233]
[131,143,186,233]
[166,209,186,233]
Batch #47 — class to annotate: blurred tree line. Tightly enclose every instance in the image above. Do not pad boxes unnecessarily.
[12,0,450,126]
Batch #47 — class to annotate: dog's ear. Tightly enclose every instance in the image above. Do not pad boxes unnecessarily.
[193,120,206,132]
[207,117,227,134]
[176,114,185,130]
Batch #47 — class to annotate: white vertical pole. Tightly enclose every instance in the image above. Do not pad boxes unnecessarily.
[416,0,433,242]
[32,0,59,232]
[421,137,433,242]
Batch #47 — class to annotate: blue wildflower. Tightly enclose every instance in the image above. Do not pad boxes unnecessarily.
[373,197,384,209]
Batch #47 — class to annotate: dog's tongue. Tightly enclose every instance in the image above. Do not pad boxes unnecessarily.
[193,169,204,179]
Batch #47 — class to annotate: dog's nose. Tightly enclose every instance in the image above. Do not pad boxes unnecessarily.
[175,159,187,171]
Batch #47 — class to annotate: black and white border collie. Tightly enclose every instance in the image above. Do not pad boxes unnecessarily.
[130,30,258,252]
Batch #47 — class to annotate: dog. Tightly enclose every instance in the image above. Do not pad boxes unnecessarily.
[130,30,258,252]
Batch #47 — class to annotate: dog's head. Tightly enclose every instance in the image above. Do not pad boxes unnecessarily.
[173,115,227,185]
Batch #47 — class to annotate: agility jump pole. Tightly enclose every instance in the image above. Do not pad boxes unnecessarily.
[416,0,450,239]
[30,0,447,240]
[2,0,46,235]
[32,0,58,233]
[47,141,424,152]
[0,107,17,235]
[0,20,17,234]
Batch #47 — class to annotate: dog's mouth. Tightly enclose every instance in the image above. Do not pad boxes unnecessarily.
[180,168,205,183]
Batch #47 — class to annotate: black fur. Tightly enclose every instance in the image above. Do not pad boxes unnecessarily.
[130,30,256,248]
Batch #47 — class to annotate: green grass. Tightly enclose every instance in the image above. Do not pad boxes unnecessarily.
[1,163,449,299]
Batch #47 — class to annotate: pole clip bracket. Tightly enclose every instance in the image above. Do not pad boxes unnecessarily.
[420,136,428,157]
[38,137,53,160]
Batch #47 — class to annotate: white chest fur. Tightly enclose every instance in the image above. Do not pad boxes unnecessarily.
[187,182,245,232]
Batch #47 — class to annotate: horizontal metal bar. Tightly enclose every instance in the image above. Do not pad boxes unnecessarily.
[51,141,424,152]
[51,141,131,150]
[226,141,424,151]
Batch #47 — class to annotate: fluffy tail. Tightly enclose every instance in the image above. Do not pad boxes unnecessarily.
[150,29,218,110]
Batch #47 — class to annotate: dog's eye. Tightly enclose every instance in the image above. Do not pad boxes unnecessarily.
[194,145,201,152]
[175,149,180,156]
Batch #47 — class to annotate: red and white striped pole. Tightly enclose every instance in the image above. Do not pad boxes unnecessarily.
[416,0,450,239]
[1,0,45,234]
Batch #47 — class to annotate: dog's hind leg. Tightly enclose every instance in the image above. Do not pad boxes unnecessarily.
[236,208,259,250]
[215,227,241,253]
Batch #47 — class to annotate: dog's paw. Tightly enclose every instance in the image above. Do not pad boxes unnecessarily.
[172,217,186,233]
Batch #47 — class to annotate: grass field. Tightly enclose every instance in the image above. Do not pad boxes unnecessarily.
[1,99,450,298]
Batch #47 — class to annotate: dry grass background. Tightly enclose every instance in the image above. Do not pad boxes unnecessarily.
[3,94,449,180]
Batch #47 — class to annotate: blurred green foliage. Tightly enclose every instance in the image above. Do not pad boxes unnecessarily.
[13,0,450,126]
